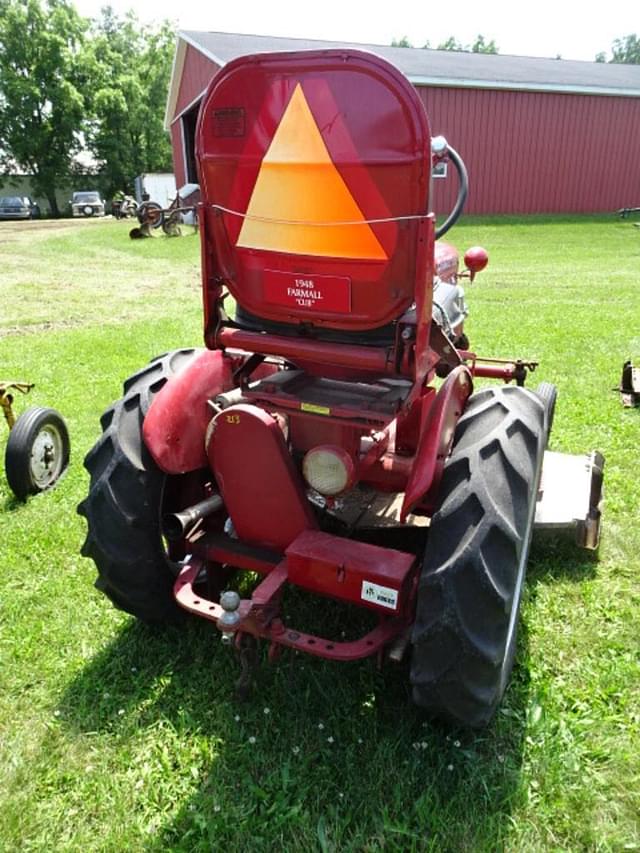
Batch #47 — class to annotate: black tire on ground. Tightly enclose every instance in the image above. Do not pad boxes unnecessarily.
[534,381,557,442]
[410,385,545,727]
[5,406,70,501]
[78,349,204,624]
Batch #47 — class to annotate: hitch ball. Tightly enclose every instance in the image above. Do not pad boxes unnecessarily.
[219,590,241,644]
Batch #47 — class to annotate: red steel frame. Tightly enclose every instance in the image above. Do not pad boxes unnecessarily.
[142,50,533,661]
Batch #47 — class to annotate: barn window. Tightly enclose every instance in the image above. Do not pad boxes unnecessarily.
[182,102,200,184]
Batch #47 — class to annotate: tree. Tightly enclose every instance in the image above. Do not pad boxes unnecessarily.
[391,36,413,48]
[596,33,640,64]
[436,34,498,54]
[471,35,498,54]
[0,0,89,215]
[437,36,464,51]
[86,10,174,197]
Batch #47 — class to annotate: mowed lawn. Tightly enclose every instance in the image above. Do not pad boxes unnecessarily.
[0,216,638,852]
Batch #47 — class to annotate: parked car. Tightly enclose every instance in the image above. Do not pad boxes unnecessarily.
[70,191,105,218]
[0,196,41,220]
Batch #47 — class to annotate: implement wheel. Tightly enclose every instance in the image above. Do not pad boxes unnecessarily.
[410,385,545,727]
[5,406,70,501]
[137,201,164,229]
[78,349,206,624]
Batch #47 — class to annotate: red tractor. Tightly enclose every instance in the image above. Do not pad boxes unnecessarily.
[79,50,603,726]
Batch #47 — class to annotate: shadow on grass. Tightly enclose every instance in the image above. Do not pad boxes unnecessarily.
[52,528,603,850]
[529,532,599,585]
[58,600,534,851]
[1,495,23,512]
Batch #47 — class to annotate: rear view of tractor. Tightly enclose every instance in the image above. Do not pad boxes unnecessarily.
[79,50,603,727]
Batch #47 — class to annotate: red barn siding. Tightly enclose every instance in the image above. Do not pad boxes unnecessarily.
[421,86,640,214]
[175,44,220,120]
[168,44,640,214]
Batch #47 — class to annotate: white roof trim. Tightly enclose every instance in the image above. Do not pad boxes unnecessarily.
[164,37,186,130]
[178,30,226,66]
[164,32,224,130]
[408,74,640,97]
[171,87,210,125]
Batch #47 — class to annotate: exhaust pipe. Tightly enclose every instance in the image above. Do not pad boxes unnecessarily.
[163,494,224,541]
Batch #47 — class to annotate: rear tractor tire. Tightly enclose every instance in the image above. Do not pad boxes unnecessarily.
[410,385,545,727]
[78,349,204,624]
[534,380,557,442]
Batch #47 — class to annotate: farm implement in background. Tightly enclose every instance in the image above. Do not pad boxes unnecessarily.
[129,194,196,239]
[1,380,70,501]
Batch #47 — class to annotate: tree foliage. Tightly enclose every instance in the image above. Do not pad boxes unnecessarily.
[391,36,412,48]
[391,34,498,53]
[0,0,175,214]
[437,34,499,54]
[0,0,89,215]
[596,33,640,64]
[86,9,174,196]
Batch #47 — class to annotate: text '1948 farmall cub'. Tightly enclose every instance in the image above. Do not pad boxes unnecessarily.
[79,50,604,726]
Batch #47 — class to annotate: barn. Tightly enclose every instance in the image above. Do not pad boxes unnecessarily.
[165,30,640,214]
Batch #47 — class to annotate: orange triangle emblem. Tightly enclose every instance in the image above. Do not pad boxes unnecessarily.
[237,84,387,260]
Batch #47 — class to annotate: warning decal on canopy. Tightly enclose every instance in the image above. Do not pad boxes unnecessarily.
[236,84,388,261]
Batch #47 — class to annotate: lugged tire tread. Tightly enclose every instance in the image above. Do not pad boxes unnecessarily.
[78,349,202,624]
[411,385,545,727]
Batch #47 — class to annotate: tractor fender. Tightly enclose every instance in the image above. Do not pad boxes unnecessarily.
[401,364,473,521]
[143,349,236,474]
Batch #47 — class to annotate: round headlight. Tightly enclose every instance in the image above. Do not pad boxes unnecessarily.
[302,445,355,496]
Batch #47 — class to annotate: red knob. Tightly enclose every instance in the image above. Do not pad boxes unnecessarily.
[464,246,489,273]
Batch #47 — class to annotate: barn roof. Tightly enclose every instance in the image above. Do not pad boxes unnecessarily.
[166,29,640,127]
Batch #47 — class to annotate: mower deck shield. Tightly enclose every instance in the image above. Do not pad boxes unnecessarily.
[534,450,604,549]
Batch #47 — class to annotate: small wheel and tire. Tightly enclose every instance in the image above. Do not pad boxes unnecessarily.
[83,205,94,217]
[137,201,164,229]
[78,349,208,624]
[410,385,545,727]
[5,407,70,501]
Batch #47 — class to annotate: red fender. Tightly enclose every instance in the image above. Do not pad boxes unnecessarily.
[401,365,473,521]
[143,349,236,474]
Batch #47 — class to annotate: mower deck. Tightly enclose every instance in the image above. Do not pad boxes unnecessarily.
[534,450,604,549]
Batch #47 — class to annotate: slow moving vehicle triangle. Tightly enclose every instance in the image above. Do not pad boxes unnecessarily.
[237,84,388,260]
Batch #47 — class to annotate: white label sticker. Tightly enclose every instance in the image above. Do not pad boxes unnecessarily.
[361,580,398,611]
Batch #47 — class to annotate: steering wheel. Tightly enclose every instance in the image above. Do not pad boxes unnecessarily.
[434,141,469,240]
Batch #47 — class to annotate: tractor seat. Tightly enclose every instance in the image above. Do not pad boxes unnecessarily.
[232,304,398,348]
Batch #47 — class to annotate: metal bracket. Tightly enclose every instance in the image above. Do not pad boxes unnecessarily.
[0,381,34,429]
[619,360,640,407]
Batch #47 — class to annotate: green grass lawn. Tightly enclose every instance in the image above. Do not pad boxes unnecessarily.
[0,216,638,852]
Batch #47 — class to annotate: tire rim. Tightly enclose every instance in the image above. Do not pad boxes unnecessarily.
[30,424,65,489]
[84,205,93,215]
